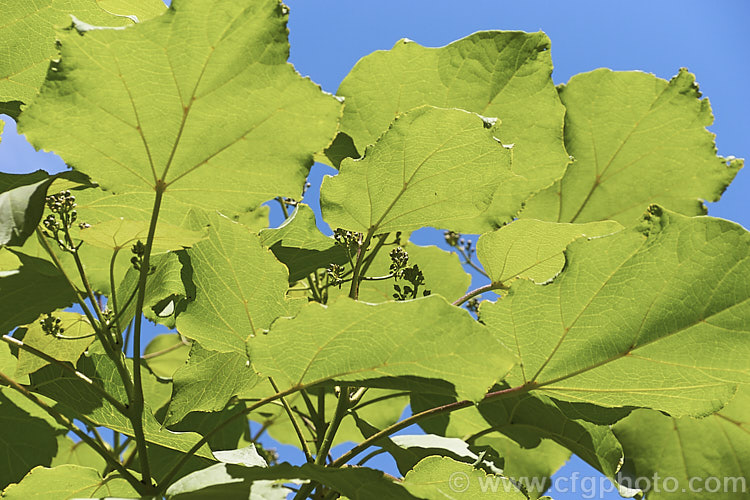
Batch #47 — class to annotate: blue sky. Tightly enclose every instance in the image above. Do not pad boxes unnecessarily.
[1,1,747,498]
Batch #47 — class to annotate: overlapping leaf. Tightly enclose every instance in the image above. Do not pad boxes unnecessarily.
[0,0,153,118]
[1,464,138,499]
[259,203,347,283]
[612,385,750,499]
[476,219,622,284]
[0,249,76,335]
[143,333,191,379]
[28,353,214,459]
[481,206,750,416]
[165,342,260,425]
[522,69,743,224]
[19,0,341,215]
[176,212,298,355]
[253,295,517,402]
[321,106,518,234]
[336,31,569,228]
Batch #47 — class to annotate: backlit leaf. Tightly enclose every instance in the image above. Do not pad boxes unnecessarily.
[2,464,138,499]
[176,212,296,355]
[612,385,750,499]
[19,0,341,215]
[253,295,517,402]
[522,69,743,224]
[481,206,750,416]
[143,333,191,379]
[337,31,569,229]
[321,106,518,234]
[476,219,622,284]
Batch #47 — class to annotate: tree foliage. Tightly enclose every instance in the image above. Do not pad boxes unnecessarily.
[0,0,746,498]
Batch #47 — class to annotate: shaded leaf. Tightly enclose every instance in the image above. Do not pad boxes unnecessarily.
[166,460,416,500]
[401,456,526,499]
[315,131,360,169]
[14,312,94,378]
[337,31,569,229]
[0,249,76,335]
[176,212,297,355]
[19,0,341,215]
[0,388,65,489]
[612,385,750,499]
[116,251,186,329]
[234,205,270,232]
[481,206,750,416]
[1,464,138,499]
[476,219,622,284]
[321,106,517,234]
[259,203,348,283]
[0,171,53,247]
[523,69,743,224]
[49,435,107,471]
[253,295,516,402]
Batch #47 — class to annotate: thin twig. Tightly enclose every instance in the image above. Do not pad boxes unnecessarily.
[452,281,507,307]
[0,369,150,495]
[269,377,314,463]
[1,335,129,415]
[142,336,190,360]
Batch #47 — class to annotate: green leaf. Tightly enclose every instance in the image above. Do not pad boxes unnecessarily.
[0,249,76,335]
[481,206,750,416]
[166,342,260,426]
[327,240,471,304]
[336,31,569,229]
[14,312,95,378]
[475,392,624,479]
[476,219,623,284]
[253,295,517,402]
[259,204,348,283]
[166,458,416,500]
[19,0,341,215]
[315,131,360,169]
[401,456,526,499]
[612,385,750,499]
[1,464,138,499]
[320,106,518,234]
[0,0,142,117]
[234,205,270,232]
[116,251,186,329]
[28,353,214,459]
[522,69,743,224]
[49,435,107,471]
[77,218,204,252]
[474,435,569,499]
[0,388,66,489]
[143,333,191,379]
[95,0,167,22]
[177,212,297,355]
[0,171,53,247]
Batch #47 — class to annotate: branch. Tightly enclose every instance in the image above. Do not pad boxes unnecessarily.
[452,281,507,307]
[1,335,129,415]
[269,377,313,463]
[129,183,166,487]
[0,369,150,495]
[348,231,375,299]
[331,382,534,467]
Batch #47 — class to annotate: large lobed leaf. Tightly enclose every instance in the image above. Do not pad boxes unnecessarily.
[482,206,750,417]
[523,69,743,224]
[252,295,517,402]
[321,106,518,234]
[0,0,165,118]
[335,31,569,229]
[19,0,341,216]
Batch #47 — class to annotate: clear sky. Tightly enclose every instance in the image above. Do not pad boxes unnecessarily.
[1,1,747,498]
